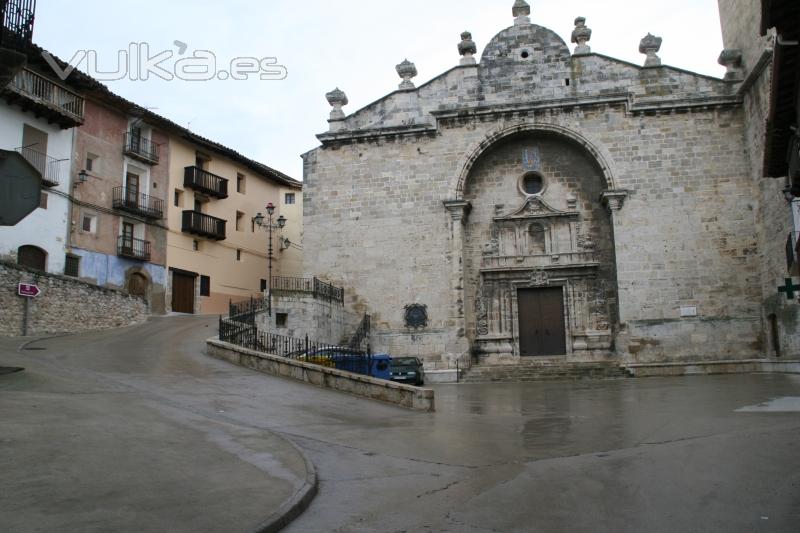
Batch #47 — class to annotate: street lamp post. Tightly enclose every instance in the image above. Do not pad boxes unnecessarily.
[253,202,286,314]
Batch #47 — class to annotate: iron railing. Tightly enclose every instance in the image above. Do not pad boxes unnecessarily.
[1,0,35,51]
[112,186,164,219]
[117,235,151,262]
[271,276,344,304]
[6,68,84,123]
[184,166,228,199]
[348,314,371,351]
[182,210,226,240]
[123,132,160,164]
[229,296,269,322]
[219,316,374,373]
[15,145,62,186]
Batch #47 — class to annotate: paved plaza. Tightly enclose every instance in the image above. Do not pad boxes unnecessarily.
[1,316,799,532]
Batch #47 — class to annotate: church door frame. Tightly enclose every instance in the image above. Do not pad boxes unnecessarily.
[509,278,573,358]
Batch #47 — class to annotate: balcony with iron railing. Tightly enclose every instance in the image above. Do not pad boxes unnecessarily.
[117,235,151,262]
[183,166,228,199]
[4,68,84,127]
[1,0,36,52]
[182,210,226,240]
[123,132,160,165]
[112,186,164,219]
[15,145,62,187]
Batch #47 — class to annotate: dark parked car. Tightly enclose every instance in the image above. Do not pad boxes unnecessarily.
[390,357,425,386]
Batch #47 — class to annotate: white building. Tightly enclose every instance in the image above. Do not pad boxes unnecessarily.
[0,59,85,275]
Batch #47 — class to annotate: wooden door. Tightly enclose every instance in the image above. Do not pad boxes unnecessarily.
[17,245,46,271]
[172,272,195,314]
[518,287,567,357]
[128,273,147,299]
[121,221,134,254]
[126,172,140,208]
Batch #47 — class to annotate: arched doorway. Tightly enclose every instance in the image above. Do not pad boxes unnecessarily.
[128,272,148,301]
[17,245,46,271]
[461,131,619,363]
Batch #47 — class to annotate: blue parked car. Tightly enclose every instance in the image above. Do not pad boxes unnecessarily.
[290,347,391,380]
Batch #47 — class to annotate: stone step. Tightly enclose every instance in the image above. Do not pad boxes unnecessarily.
[461,363,631,383]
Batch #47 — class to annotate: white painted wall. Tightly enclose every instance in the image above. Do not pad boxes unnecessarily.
[0,104,76,274]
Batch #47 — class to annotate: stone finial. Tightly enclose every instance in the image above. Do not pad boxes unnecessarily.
[458,31,478,65]
[639,33,663,67]
[325,88,348,130]
[718,49,744,82]
[571,16,592,55]
[512,0,531,26]
[396,59,418,90]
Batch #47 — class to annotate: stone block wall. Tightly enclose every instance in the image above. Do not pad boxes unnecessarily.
[259,292,353,345]
[0,260,147,337]
[304,19,765,366]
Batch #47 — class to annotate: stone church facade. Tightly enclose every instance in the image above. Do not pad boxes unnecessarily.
[303,2,777,373]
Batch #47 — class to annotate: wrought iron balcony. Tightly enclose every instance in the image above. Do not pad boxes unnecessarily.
[4,68,84,127]
[123,132,160,165]
[182,210,226,241]
[112,186,164,219]
[1,0,36,51]
[184,166,228,199]
[117,235,151,262]
[15,146,62,187]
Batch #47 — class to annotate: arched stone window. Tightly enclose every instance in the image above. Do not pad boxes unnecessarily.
[17,245,46,271]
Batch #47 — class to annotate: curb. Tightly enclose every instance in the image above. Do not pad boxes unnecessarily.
[249,435,319,533]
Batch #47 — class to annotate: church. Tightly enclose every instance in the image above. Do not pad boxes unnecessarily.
[302,1,798,379]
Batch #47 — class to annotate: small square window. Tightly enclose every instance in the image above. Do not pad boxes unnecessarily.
[39,192,48,210]
[285,193,295,205]
[276,313,288,328]
[64,254,80,277]
[236,249,242,261]
[82,214,97,233]
[86,153,97,172]
[200,275,210,297]
[237,173,246,194]
[174,189,183,207]
[192,239,200,251]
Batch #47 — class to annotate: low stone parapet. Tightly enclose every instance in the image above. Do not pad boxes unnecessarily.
[206,338,435,412]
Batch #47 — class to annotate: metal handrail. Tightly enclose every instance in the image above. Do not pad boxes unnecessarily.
[183,166,228,198]
[124,132,160,163]
[117,235,151,262]
[271,276,344,304]
[181,210,226,240]
[15,146,62,186]
[1,0,35,51]
[112,186,164,219]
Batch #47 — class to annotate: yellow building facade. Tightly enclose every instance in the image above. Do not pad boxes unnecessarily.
[165,134,302,315]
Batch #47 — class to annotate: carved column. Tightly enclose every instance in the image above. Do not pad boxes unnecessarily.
[443,200,472,361]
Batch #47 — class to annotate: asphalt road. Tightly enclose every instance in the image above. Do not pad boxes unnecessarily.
[2,315,800,532]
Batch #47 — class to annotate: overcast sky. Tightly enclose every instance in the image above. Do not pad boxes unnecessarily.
[34,0,724,181]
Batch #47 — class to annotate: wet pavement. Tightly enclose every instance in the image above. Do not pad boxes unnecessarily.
[2,315,799,532]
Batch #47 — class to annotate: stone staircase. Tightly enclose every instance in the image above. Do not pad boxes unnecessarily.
[461,360,631,383]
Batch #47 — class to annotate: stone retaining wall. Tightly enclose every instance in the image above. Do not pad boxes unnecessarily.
[0,261,147,337]
[207,338,435,412]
